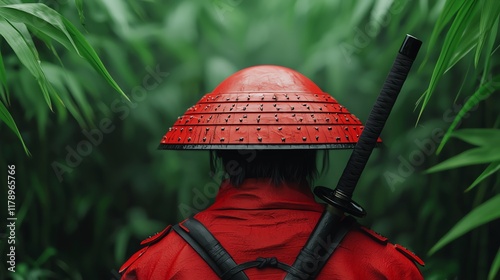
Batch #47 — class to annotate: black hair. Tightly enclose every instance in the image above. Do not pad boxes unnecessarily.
[210,149,329,187]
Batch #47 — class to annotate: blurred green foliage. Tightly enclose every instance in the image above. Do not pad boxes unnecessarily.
[0,0,499,279]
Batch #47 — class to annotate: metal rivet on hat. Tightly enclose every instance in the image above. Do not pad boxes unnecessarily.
[302,137,307,141]
[220,137,225,142]
[159,66,379,149]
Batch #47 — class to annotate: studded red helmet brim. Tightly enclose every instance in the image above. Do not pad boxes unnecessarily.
[158,65,381,150]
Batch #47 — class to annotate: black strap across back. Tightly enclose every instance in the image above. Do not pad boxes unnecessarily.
[172,215,357,279]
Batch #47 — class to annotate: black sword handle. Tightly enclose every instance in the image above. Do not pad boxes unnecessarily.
[284,35,422,280]
[316,34,422,217]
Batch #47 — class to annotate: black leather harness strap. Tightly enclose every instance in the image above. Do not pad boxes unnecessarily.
[283,215,357,280]
[173,215,357,279]
[172,218,249,280]
[221,257,309,280]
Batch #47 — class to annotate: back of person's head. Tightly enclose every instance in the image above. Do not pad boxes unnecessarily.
[211,150,328,187]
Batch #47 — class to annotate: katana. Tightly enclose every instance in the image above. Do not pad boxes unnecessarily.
[288,35,422,279]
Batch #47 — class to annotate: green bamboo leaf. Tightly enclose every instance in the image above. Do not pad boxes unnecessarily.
[416,0,477,123]
[75,0,85,25]
[489,247,500,280]
[445,23,479,73]
[451,129,500,147]
[0,3,128,100]
[480,16,498,84]
[0,19,52,109]
[43,64,87,127]
[465,161,500,192]
[61,16,129,101]
[474,0,500,66]
[0,4,79,54]
[0,47,8,104]
[0,100,30,155]
[437,75,500,153]
[34,247,57,266]
[419,0,466,70]
[427,146,500,173]
[428,194,500,255]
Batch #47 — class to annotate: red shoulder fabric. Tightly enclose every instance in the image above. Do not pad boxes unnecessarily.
[120,179,423,279]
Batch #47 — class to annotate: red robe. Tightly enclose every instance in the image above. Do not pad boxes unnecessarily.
[120,179,424,279]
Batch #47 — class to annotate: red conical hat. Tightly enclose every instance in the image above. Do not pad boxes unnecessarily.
[159,65,380,150]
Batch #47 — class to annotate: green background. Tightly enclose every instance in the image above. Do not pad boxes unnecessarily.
[1,0,499,279]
